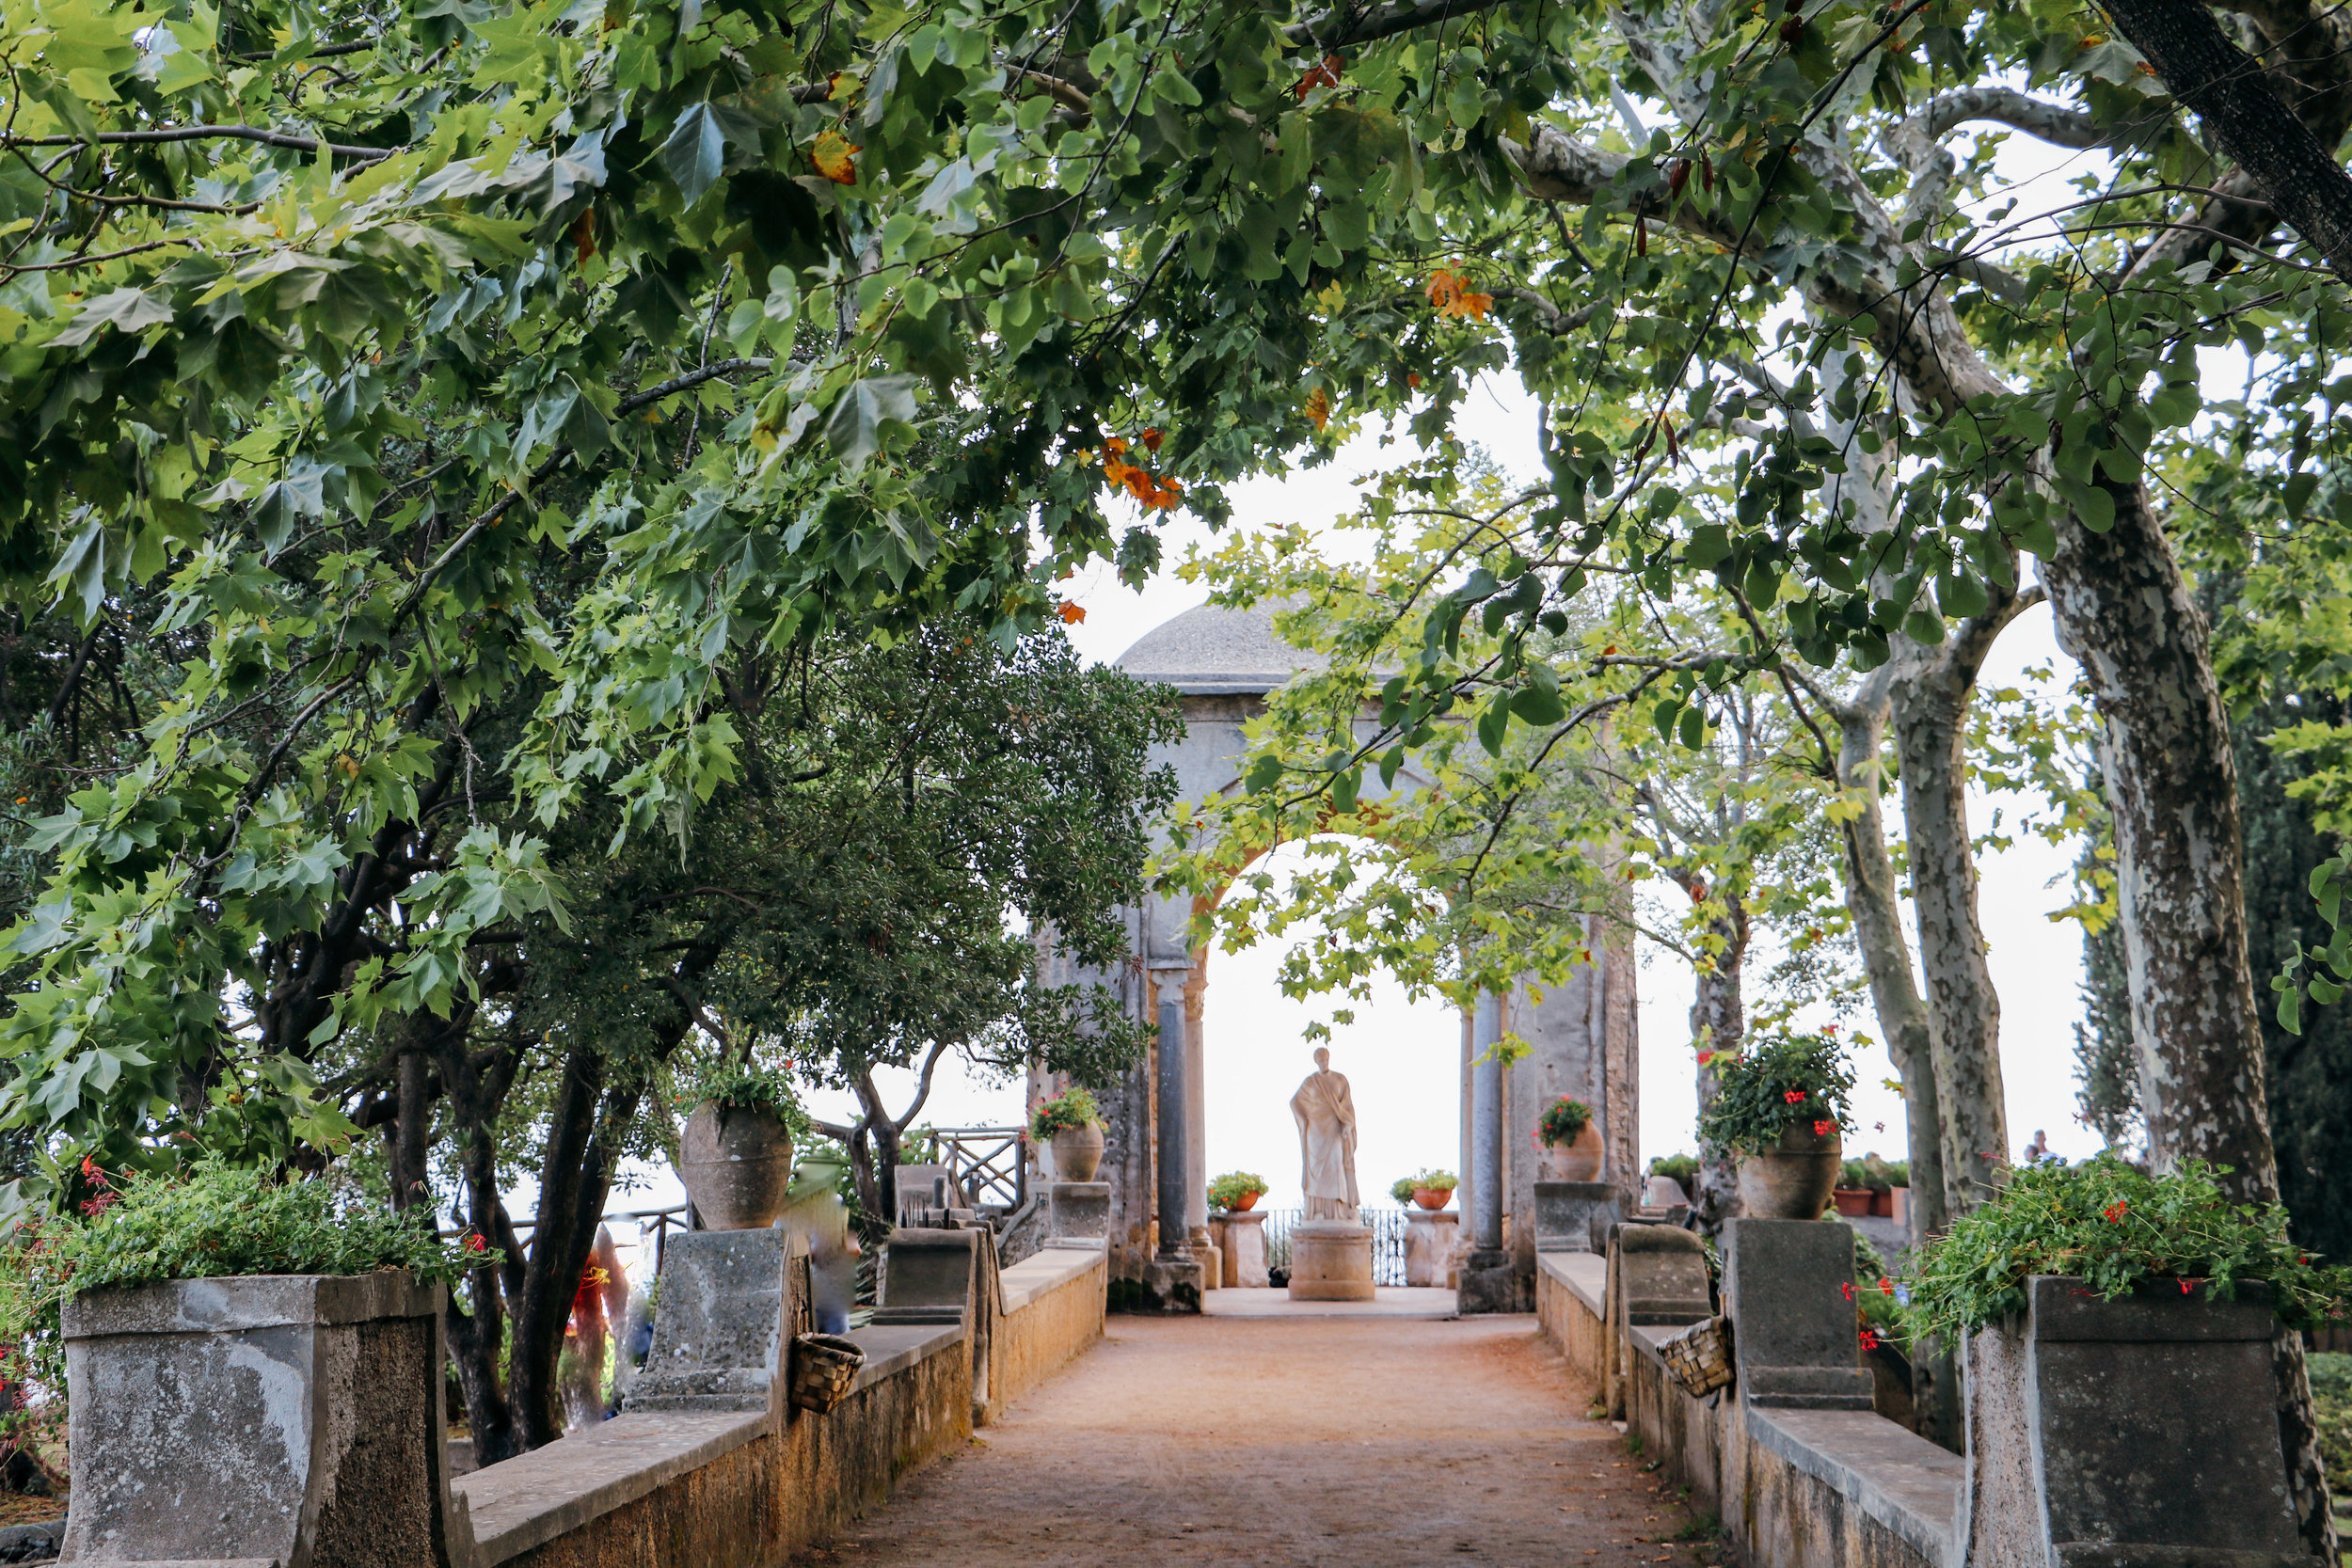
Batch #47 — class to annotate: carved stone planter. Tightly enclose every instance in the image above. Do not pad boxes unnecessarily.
[1048,1123,1104,1182]
[676,1100,795,1229]
[1540,1121,1604,1182]
[61,1271,469,1568]
[1961,1275,2304,1568]
[1736,1123,1839,1219]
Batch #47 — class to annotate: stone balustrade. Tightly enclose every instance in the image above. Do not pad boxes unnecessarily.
[56,1221,1106,1568]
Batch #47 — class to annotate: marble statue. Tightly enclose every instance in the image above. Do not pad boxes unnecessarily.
[1290,1048,1361,1221]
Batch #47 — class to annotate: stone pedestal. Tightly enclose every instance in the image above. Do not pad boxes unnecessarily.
[1049,1180,1110,1243]
[1534,1180,1617,1253]
[1216,1211,1271,1287]
[1962,1276,2302,1568]
[61,1272,468,1568]
[1287,1220,1375,1302]
[1404,1211,1458,1287]
[1137,1257,1206,1313]
[1194,1243,1223,1291]
[1613,1224,1711,1325]
[1723,1217,1872,1410]
[628,1227,794,1413]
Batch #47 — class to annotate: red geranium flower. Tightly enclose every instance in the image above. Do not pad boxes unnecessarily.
[2103,1200,2128,1224]
[1813,1119,1834,1136]
[1858,1328,1880,1351]
[1783,1090,1805,1104]
[1839,1281,1854,1301]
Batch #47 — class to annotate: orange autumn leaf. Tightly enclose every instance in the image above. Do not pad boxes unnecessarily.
[1406,372,1423,388]
[568,207,597,266]
[1104,435,1128,455]
[1294,52,1343,99]
[1139,427,1163,452]
[812,129,860,184]
[1305,387,1330,431]
[1057,601,1088,624]
[1425,268,1492,321]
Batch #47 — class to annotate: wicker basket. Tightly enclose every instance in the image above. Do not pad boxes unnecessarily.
[788,1332,866,1414]
[1658,1315,1734,1399]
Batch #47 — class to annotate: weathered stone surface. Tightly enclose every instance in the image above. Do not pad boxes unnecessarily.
[1961,1276,2304,1568]
[1722,1218,1871,1411]
[1135,1258,1206,1313]
[1534,1180,1616,1254]
[1049,1180,1111,1242]
[626,1229,790,1416]
[1614,1225,1710,1325]
[873,1229,977,1329]
[1215,1211,1270,1288]
[1404,1211,1457,1287]
[1288,1221,1375,1302]
[61,1272,459,1568]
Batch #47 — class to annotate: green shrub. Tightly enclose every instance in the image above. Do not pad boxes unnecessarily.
[1695,1031,1853,1156]
[1409,1167,1458,1192]
[1390,1176,1416,1205]
[1647,1153,1700,1186]
[675,1056,805,1126]
[1207,1171,1267,1210]
[2310,1353,2352,1501]
[1907,1155,2352,1341]
[1030,1086,1101,1140]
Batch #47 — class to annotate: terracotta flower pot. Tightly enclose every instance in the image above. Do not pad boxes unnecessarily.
[676,1101,794,1230]
[1737,1122,1841,1219]
[1540,1120,1605,1182]
[1870,1188,1896,1218]
[1050,1122,1104,1182]
[1831,1186,1874,1218]
[1412,1187,1453,1212]
[1229,1189,1261,1212]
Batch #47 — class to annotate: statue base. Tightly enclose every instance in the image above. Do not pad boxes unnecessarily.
[1287,1220,1375,1302]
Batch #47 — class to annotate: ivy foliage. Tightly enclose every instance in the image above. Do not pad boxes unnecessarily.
[1907,1155,2352,1340]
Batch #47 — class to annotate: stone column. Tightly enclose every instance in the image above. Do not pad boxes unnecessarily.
[1459,990,1520,1313]
[1141,992,1205,1312]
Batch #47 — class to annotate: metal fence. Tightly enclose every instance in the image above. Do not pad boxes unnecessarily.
[1260,1206,1411,1287]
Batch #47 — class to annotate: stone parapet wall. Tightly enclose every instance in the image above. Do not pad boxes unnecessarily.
[56,1231,1107,1568]
[1538,1252,1959,1568]
[985,1246,1106,1421]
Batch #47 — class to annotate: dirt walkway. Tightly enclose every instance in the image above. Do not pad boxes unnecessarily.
[797,1313,1719,1568]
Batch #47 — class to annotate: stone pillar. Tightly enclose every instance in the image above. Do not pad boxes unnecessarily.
[1722,1217,1872,1409]
[1960,1277,2304,1567]
[1288,1222,1375,1301]
[1405,1210,1459,1287]
[1534,1181,1619,1254]
[1459,990,1521,1313]
[1140,992,1205,1312]
[1049,1181,1111,1243]
[1184,953,1211,1250]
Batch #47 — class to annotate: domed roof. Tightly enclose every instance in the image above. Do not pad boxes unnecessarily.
[1114,602,1324,695]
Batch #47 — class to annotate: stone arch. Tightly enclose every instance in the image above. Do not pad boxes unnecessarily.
[1031,603,1640,1308]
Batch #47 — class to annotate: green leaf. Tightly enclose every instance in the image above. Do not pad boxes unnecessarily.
[660,103,727,207]
[51,287,174,348]
[824,375,918,471]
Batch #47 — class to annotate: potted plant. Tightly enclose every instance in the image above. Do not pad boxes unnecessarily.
[1645,1152,1699,1206]
[6,1160,485,1568]
[674,1056,803,1230]
[1832,1159,1875,1217]
[1866,1157,1910,1219]
[1032,1086,1104,1182]
[1209,1171,1267,1212]
[1534,1097,1603,1181]
[1407,1168,1458,1211]
[1695,1030,1852,1219]
[1910,1156,2352,1562]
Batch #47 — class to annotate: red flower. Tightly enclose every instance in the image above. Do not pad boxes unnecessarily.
[1839,1281,1854,1301]
[2103,1200,2128,1224]
[1783,1090,1805,1104]
[466,1233,488,1253]
[1858,1328,1880,1351]
[1696,1051,1714,1064]
[79,1155,107,1190]
[1879,1277,1894,1296]
[1813,1119,1834,1136]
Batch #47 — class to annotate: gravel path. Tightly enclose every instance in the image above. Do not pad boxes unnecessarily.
[795,1313,1721,1568]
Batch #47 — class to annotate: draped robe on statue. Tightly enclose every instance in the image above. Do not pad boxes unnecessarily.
[1291,1068,1360,1221]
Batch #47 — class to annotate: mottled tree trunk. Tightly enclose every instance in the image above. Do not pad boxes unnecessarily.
[2042,473,2331,1560]
[1889,608,2021,1217]
[1688,905,1747,1233]
[1830,672,1961,1450]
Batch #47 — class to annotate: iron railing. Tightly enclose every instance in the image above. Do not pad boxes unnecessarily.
[1260,1206,1412,1288]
